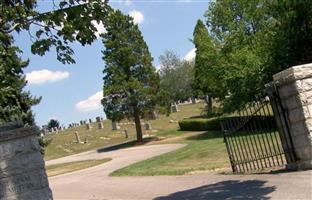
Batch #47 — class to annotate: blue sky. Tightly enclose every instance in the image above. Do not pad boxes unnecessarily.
[15,0,209,127]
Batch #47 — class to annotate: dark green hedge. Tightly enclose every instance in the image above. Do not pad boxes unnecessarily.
[178,118,221,131]
[179,116,276,131]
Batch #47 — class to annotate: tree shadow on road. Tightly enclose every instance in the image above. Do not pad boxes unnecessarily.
[154,180,275,200]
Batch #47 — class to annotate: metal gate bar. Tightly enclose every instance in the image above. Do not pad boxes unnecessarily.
[221,98,293,173]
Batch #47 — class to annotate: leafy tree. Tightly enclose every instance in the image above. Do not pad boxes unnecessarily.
[1,0,110,64]
[159,51,194,103]
[193,19,225,116]
[203,0,312,112]
[269,0,312,72]
[47,119,60,130]
[101,10,160,142]
[204,0,274,112]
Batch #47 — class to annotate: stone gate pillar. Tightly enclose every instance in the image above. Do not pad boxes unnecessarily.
[272,63,312,170]
[0,122,53,200]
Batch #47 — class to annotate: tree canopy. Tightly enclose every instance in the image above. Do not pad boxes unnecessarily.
[0,1,110,124]
[0,32,41,124]
[194,0,312,112]
[159,51,194,103]
[47,119,60,130]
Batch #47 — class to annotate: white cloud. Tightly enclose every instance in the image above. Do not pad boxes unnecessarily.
[184,48,196,61]
[26,69,70,85]
[75,91,103,112]
[129,10,144,24]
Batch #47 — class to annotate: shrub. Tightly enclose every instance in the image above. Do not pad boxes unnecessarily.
[178,115,276,132]
[178,118,221,131]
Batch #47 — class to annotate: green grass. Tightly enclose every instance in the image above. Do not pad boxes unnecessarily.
[111,131,229,176]
[44,102,205,160]
[46,158,112,177]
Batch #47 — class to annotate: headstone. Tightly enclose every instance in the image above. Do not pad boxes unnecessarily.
[0,122,53,200]
[98,122,104,129]
[112,121,120,130]
[171,104,179,113]
[148,111,157,120]
[144,122,152,130]
[86,123,92,130]
[89,119,92,123]
[80,120,83,126]
[191,97,196,104]
[188,97,192,104]
[123,128,128,138]
[96,117,101,122]
[75,131,81,143]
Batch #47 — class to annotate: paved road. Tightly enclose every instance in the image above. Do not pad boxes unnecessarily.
[48,144,312,200]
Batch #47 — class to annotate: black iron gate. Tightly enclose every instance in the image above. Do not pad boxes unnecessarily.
[221,96,297,173]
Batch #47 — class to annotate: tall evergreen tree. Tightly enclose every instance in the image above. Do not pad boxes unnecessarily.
[193,19,224,115]
[0,32,41,124]
[101,10,159,142]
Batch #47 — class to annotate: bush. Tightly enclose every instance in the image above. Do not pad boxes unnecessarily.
[179,115,276,132]
[178,118,221,131]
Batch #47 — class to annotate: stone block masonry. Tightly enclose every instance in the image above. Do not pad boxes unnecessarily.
[0,123,53,200]
[273,63,312,170]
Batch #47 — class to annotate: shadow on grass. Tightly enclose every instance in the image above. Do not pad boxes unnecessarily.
[154,180,275,200]
[186,131,223,141]
[96,137,156,153]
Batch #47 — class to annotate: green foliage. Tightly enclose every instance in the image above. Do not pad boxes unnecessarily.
[101,9,160,142]
[0,1,110,125]
[193,20,225,99]
[1,0,110,64]
[269,0,312,71]
[197,0,312,113]
[38,137,52,155]
[159,51,194,103]
[47,119,60,130]
[0,32,41,125]
[203,0,273,112]
[178,118,221,131]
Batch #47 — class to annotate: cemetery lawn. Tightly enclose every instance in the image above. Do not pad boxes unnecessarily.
[110,131,230,176]
[46,158,112,177]
[44,102,205,161]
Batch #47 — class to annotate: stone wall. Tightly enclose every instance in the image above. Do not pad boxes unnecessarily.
[0,123,53,200]
[273,63,312,170]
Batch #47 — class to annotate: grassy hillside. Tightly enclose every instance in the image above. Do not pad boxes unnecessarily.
[44,102,205,160]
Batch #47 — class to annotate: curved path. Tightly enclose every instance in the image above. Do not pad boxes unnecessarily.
[48,144,312,200]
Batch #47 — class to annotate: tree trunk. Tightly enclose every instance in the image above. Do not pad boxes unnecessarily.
[207,95,213,117]
[133,107,143,142]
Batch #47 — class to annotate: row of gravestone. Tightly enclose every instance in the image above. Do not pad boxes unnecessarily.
[85,121,152,131]
[171,97,202,113]
[79,116,104,126]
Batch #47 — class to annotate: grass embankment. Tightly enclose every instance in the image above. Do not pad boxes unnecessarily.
[44,102,205,160]
[111,131,229,176]
[46,158,112,177]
